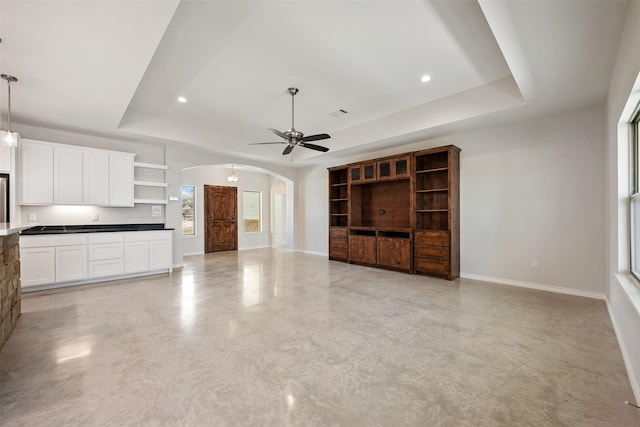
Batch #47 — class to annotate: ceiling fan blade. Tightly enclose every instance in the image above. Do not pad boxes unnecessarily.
[300,142,329,152]
[283,145,295,155]
[302,133,331,142]
[249,142,285,145]
[268,128,289,140]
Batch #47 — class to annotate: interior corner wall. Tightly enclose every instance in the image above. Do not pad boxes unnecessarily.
[297,104,606,296]
[181,165,272,255]
[605,0,640,401]
[296,165,329,255]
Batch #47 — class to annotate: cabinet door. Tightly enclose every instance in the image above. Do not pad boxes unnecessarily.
[55,245,88,282]
[54,146,83,205]
[362,162,377,182]
[125,241,149,273]
[109,153,134,207]
[20,247,55,287]
[393,156,410,179]
[149,239,171,270]
[0,145,12,173]
[349,235,377,264]
[378,237,411,270]
[84,150,110,206]
[20,141,54,204]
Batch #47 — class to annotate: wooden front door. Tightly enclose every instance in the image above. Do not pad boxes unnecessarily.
[204,185,238,253]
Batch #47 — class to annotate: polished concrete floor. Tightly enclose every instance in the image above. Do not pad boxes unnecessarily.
[0,249,637,426]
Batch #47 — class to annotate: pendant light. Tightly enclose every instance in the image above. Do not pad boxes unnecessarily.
[227,165,238,182]
[0,74,20,147]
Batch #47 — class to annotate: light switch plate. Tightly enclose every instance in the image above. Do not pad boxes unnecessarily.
[151,205,162,217]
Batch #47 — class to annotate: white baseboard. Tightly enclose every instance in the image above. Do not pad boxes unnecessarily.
[606,298,640,402]
[460,272,606,300]
[297,250,328,257]
[238,245,271,251]
[183,251,204,257]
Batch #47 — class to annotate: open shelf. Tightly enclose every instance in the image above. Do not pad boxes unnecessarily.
[416,167,448,174]
[134,198,167,205]
[133,162,168,170]
[134,180,169,187]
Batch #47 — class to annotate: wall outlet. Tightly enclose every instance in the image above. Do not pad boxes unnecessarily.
[151,205,162,217]
[28,213,37,222]
[92,213,99,222]
[530,259,539,268]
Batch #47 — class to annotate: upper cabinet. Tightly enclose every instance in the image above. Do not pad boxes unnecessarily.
[349,161,377,184]
[0,145,13,173]
[54,145,84,205]
[109,152,135,207]
[21,140,54,205]
[377,155,410,181]
[20,139,135,207]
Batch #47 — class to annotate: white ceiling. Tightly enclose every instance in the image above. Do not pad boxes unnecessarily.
[0,0,630,167]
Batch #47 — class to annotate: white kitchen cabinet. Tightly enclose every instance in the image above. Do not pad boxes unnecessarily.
[109,153,135,207]
[54,146,83,205]
[149,239,172,270]
[83,150,110,206]
[55,245,88,282]
[0,145,12,173]
[125,240,149,273]
[20,140,54,205]
[20,247,55,287]
[20,230,171,290]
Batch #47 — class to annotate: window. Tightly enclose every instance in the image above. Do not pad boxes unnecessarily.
[243,191,261,232]
[631,112,640,280]
[182,186,195,235]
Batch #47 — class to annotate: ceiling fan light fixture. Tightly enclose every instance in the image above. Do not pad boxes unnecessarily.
[0,74,20,147]
[227,165,238,182]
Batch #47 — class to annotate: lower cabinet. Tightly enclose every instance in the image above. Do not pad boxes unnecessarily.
[20,230,172,288]
[414,230,450,278]
[349,233,377,264]
[348,230,412,271]
[125,241,149,273]
[20,247,55,287]
[55,245,88,282]
[377,236,411,270]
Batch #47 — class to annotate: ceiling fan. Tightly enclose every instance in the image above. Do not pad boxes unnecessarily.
[250,87,330,155]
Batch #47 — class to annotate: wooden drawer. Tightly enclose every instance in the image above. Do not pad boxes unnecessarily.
[330,227,348,239]
[329,247,348,260]
[416,257,448,275]
[330,238,348,249]
[415,245,449,260]
[415,230,449,246]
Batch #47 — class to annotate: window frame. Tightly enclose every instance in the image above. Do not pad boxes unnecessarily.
[630,108,640,281]
[242,190,262,233]
[181,185,196,236]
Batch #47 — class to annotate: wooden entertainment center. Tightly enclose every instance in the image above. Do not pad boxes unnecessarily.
[328,145,460,280]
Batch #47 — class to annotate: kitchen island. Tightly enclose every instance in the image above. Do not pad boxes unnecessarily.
[0,223,36,350]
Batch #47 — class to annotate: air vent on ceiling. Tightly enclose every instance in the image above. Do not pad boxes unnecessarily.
[330,109,348,117]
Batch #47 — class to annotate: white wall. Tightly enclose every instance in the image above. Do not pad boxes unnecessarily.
[297,104,606,297]
[181,165,272,255]
[605,0,640,401]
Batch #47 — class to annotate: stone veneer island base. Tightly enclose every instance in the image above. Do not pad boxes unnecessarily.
[0,232,21,350]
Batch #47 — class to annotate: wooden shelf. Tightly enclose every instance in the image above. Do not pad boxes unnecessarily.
[134,180,169,188]
[330,198,348,201]
[416,189,448,193]
[416,167,448,174]
[417,209,448,213]
[330,183,348,187]
[134,162,168,170]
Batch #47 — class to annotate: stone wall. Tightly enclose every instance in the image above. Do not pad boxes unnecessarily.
[0,233,21,350]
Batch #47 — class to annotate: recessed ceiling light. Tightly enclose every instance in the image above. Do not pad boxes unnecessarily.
[177,96,187,103]
[420,75,432,83]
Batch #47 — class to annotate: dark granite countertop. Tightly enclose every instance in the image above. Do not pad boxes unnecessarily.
[20,224,174,235]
